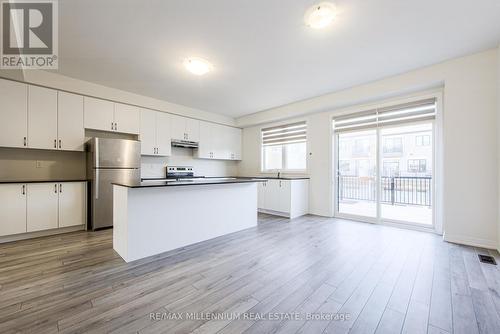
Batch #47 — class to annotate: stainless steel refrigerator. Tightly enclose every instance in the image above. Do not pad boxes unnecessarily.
[87,138,141,230]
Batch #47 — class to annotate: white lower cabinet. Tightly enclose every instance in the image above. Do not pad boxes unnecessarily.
[0,184,27,236]
[58,182,87,228]
[257,179,309,218]
[27,183,59,232]
[0,182,86,238]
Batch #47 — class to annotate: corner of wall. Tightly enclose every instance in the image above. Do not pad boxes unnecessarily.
[497,44,500,253]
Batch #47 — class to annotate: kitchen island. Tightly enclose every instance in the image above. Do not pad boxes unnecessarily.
[112,178,264,262]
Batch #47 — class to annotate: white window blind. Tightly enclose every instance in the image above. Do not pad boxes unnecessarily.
[262,121,307,146]
[333,98,436,132]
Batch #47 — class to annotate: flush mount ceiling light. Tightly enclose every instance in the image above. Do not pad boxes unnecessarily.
[183,57,213,76]
[304,2,337,29]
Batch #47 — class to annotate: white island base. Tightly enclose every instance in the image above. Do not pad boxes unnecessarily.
[113,182,258,262]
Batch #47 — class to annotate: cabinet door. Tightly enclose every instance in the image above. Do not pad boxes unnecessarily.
[0,79,28,148]
[28,86,58,150]
[185,118,199,142]
[26,183,59,232]
[114,103,140,134]
[170,115,186,141]
[0,184,27,236]
[140,108,157,155]
[230,127,242,160]
[276,180,291,213]
[257,182,266,209]
[197,121,213,158]
[156,112,172,156]
[58,91,84,151]
[84,97,114,132]
[58,182,86,228]
[213,124,229,160]
[263,179,280,211]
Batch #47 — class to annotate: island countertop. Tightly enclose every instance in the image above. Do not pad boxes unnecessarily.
[113,177,267,188]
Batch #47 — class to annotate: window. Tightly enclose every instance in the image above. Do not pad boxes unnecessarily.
[383,137,403,154]
[262,121,307,171]
[407,159,427,173]
[416,135,430,146]
[353,139,370,155]
[383,160,400,177]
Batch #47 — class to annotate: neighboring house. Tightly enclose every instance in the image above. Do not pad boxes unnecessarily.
[338,127,433,178]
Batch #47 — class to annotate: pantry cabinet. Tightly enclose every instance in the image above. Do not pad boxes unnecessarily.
[257,179,309,218]
[140,108,171,156]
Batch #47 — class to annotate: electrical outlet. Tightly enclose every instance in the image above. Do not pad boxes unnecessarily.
[36,161,42,168]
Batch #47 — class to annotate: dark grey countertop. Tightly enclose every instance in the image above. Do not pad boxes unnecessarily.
[245,176,310,180]
[0,180,88,184]
[114,177,267,188]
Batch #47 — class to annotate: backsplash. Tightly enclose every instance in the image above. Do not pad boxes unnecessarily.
[0,148,86,181]
[140,147,238,178]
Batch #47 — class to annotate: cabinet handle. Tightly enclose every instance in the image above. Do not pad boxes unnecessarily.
[111,122,114,130]
[54,139,57,148]
[115,122,118,131]
[22,185,25,195]
[23,137,27,147]
[54,184,58,193]
[279,180,282,187]
[59,139,62,149]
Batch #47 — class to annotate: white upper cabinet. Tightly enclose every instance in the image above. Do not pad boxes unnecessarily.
[84,98,140,134]
[0,79,28,148]
[140,108,157,155]
[84,97,114,132]
[58,182,86,228]
[58,92,84,151]
[171,115,199,142]
[229,127,242,160]
[196,121,213,159]
[156,112,171,156]
[185,118,199,142]
[196,121,241,161]
[139,109,171,156]
[28,86,58,150]
[0,184,27,237]
[26,183,59,232]
[114,103,140,135]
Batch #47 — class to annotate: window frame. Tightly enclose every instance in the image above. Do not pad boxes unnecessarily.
[260,121,308,173]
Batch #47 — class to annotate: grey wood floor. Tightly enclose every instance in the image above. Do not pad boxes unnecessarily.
[1,214,500,334]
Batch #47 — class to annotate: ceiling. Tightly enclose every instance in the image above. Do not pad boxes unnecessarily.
[55,0,500,118]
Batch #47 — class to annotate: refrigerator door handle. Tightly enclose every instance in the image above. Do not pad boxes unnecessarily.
[95,169,99,199]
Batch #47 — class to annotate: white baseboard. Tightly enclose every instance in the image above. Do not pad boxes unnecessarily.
[443,233,497,249]
[0,225,85,244]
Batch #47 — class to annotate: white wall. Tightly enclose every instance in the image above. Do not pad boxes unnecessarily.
[0,70,235,126]
[498,44,500,252]
[238,49,499,249]
[141,147,238,178]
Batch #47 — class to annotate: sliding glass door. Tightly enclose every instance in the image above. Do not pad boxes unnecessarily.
[334,98,436,228]
[336,129,378,220]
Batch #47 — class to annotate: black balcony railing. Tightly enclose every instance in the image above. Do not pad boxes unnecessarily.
[338,176,432,206]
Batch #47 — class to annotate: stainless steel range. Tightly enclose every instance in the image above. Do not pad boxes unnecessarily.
[166,166,197,179]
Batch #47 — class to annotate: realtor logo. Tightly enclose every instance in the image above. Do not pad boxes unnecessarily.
[1,0,58,69]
